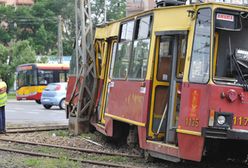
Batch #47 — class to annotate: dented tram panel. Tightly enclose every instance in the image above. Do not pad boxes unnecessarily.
[67,2,248,162]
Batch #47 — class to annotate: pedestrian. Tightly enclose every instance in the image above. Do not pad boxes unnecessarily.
[0,79,7,133]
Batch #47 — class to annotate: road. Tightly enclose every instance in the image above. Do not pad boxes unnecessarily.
[5,100,68,126]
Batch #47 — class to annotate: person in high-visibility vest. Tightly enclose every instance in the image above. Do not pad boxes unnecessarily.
[0,79,7,133]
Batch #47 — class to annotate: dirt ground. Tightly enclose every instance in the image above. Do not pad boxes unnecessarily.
[0,130,246,168]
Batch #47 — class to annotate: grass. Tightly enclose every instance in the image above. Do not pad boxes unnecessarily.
[24,157,81,168]
[35,146,67,155]
[7,92,16,100]
[81,153,130,162]
[14,144,69,157]
[0,140,145,167]
[12,142,141,165]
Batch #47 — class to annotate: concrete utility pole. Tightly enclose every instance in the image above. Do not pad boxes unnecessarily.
[69,0,97,135]
[104,0,107,23]
[58,15,63,64]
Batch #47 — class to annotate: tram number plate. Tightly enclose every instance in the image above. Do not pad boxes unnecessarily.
[185,117,199,127]
[233,116,248,126]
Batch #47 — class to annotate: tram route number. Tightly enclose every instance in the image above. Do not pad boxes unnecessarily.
[185,117,199,127]
[233,116,248,126]
[185,116,248,127]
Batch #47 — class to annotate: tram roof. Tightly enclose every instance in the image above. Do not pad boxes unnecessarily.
[97,2,248,27]
[95,2,248,39]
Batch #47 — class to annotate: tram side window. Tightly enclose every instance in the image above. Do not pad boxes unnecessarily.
[95,41,105,77]
[157,36,174,81]
[69,50,76,75]
[189,8,211,83]
[177,36,187,79]
[112,21,134,79]
[110,42,117,78]
[128,16,152,79]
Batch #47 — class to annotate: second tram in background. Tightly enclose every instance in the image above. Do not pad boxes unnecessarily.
[67,0,248,163]
[16,63,69,104]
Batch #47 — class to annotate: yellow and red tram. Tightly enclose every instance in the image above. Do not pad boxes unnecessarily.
[67,2,248,162]
[16,63,69,103]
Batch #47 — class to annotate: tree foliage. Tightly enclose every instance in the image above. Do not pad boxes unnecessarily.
[91,0,126,24]
[10,40,36,67]
[0,44,9,82]
[0,0,126,88]
[0,0,126,53]
[8,40,36,87]
[0,40,36,88]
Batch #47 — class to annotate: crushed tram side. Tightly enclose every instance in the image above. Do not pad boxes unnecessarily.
[66,2,248,162]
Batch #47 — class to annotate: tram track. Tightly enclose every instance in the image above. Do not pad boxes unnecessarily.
[0,147,134,168]
[0,138,141,158]
[6,125,68,133]
[0,137,142,167]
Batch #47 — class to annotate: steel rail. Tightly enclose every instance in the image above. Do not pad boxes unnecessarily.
[0,147,136,168]
[7,125,68,130]
[0,138,142,158]
[6,126,68,133]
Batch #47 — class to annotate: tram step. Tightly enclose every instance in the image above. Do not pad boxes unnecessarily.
[202,128,227,139]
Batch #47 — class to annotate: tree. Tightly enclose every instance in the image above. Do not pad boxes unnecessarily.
[91,0,126,25]
[31,0,74,55]
[10,40,36,66]
[7,40,36,88]
[33,24,52,55]
[0,44,9,83]
[107,0,126,21]
[38,56,49,63]
[0,0,126,56]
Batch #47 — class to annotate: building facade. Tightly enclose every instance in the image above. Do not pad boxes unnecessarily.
[126,0,156,16]
[0,0,34,6]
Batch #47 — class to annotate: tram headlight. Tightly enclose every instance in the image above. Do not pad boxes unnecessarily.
[213,112,233,129]
[217,115,226,125]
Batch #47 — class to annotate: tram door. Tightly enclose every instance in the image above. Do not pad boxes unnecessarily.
[96,39,117,125]
[149,32,187,144]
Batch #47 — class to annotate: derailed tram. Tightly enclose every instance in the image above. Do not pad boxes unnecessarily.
[66,1,248,162]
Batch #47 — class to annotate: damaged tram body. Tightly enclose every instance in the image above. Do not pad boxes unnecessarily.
[66,2,248,162]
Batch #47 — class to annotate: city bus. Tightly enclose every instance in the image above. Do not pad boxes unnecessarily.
[16,63,69,103]
[67,1,248,162]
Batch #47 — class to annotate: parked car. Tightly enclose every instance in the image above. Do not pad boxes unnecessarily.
[41,82,67,109]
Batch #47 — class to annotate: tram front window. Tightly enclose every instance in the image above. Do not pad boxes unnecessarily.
[16,70,37,88]
[214,9,248,86]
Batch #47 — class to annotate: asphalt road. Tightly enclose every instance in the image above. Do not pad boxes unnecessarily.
[5,100,68,126]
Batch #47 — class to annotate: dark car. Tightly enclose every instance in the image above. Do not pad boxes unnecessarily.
[41,82,67,109]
